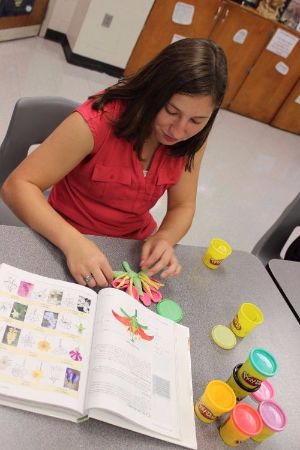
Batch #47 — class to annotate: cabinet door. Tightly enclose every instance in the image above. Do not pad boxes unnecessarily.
[271,78,300,135]
[209,2,276,107]
[125,0,223,76]
[229,29,300,123]
[0,0,48,30]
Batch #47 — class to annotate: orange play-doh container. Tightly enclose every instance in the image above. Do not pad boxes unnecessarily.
[195,380,236,424]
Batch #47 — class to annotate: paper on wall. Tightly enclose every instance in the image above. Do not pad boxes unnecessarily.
[171,34,186,44]
[172,2,195,25]
[275,61,289,75]
[233,29,248,45]
[266,29,299,58]
[295,95,300,105]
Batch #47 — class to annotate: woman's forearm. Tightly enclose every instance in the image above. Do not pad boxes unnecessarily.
[154,204,195,245]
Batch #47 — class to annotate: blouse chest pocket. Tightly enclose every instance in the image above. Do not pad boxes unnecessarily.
[142,171,179,210]
[156,171,178,187]
[89,164,132,203]
[152,171,179,197]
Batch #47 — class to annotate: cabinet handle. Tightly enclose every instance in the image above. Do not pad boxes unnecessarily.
[221,8,229,23]
[214,6,222,20]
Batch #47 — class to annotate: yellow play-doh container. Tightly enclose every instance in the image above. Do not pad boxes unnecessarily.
[230,303,264,337]
[194,380,236,423]
[237,348,278,390]
[202,238,232,269]
[226,364,260,402]
[219,403,263,447]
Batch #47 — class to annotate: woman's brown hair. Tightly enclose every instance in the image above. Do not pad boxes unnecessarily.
[90,38,227,171]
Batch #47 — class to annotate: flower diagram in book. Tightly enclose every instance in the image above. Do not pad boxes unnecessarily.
[0,271,93,394]
[112,308,154,342]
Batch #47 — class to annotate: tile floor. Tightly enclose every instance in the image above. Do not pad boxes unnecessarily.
[1,36,299,251]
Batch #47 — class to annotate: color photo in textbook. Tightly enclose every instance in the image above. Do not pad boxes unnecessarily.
[0,0,35,16]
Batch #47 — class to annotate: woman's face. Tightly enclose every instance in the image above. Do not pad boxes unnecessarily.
[151,93,214,146]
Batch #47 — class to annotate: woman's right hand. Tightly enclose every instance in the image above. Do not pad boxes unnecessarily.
[64,235,113,288]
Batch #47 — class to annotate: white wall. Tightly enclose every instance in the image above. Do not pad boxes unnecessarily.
[45,0,79,34]
[68,0,154,68]
[66,0,91,50]
[43,0,154,69]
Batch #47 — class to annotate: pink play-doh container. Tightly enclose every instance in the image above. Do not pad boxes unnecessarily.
[252,400,287,442]
[250,379,275,403]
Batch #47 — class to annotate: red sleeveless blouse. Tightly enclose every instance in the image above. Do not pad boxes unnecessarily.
[48,98,186,240]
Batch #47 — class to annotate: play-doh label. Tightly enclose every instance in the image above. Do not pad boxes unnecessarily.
[195,401,216,421]
[232,315,242,330]
[241,371,262,387]
[209,258,223,266]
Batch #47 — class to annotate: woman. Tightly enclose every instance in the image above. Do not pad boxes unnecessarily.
[1,38,227,288]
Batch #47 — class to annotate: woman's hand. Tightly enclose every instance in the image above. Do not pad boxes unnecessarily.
[64,235,113,288]
[140,235,181,279]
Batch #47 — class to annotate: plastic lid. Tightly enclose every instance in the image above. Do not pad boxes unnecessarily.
[232,403,263,437]
[156,299,183,323]
[251,380,275,402]
[250,348,278,377]
[207,380,236,410]
[259,401,287,432]
[211,325,237,349]
[211,238,232,256]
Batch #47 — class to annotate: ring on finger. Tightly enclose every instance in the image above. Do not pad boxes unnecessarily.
[82,274,94,283]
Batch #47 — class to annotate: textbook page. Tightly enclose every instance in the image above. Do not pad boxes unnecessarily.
[0,264,97,417]
[89,321,197,449]
[86,288,195,445]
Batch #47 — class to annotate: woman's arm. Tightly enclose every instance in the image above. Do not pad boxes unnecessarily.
[141,143,206,278]
[1,112,113,287]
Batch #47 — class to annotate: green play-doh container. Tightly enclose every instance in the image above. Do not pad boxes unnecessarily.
[237,348,278,389]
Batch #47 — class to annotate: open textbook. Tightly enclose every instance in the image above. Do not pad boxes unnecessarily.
[0,263,197,449]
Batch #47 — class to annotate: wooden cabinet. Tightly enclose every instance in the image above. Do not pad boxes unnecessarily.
[209,2,276,107]
[124,0,300,133]
[271,78,300,134]
[0,0,48,30]
[229,29,300,123]
[125,0,223,76]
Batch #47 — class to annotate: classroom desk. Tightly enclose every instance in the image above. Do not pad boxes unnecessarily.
[268,259,300,324]
[0,225,299,450]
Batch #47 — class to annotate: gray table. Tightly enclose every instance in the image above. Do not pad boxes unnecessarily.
[268,259,300,323]
[0,225,299,450]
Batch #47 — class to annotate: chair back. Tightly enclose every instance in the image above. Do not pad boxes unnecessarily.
[0,96,80,225]
[252,193,300,266]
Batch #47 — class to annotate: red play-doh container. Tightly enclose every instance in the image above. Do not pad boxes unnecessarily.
[219,403,263,447]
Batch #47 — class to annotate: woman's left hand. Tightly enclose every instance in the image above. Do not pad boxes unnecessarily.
[140,235,181,279]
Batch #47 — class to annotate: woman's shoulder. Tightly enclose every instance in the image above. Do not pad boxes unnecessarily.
[76,95,124,123]
[75,94,125,151]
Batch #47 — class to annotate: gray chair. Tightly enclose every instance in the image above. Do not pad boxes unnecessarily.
[252,192,300,266]
[0,96,80,226]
